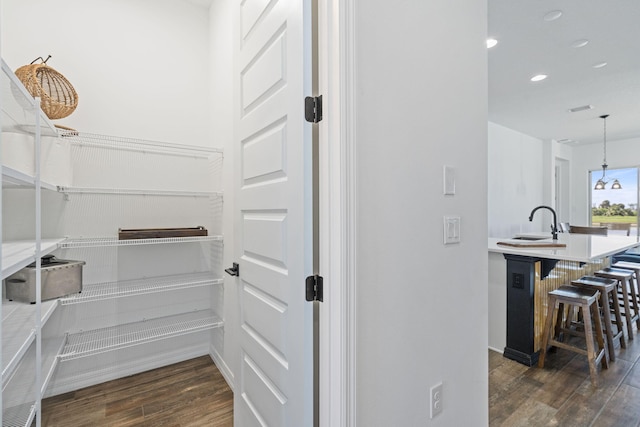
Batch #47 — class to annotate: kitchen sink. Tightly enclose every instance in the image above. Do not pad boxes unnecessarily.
[511,236,549,241]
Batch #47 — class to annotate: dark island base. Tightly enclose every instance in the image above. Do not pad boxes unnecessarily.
[501,253,609,366]
[504,347,540,367]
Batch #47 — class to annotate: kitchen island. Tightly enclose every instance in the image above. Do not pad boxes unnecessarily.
[488,232,640,366]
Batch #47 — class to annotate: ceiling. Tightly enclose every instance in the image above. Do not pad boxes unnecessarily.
[185,0,637,145]
[488,0,640,145]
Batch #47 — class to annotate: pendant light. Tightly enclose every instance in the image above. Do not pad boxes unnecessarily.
[594,114,622,190]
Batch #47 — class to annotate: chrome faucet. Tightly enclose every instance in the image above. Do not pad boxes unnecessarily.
[529,205,559,240]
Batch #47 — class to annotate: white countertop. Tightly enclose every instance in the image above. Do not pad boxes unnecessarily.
[488,233,640,262]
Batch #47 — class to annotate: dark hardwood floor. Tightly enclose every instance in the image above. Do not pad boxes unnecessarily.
[489,330,640,427]
[41,356,233,427]
[40,330,640,426]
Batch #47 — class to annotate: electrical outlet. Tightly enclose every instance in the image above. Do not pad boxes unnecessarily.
[430,382,443,419]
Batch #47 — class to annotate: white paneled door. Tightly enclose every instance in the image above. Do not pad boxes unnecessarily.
[234,0,313,425]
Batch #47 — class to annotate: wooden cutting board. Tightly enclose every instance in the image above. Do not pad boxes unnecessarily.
[497,241,566,248]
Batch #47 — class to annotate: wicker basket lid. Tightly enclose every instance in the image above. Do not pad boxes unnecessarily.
[15,56,78,120]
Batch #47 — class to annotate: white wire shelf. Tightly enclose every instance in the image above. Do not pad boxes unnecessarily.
[2,166,34,187]
[59,235,223,249]
[59,273,223,305]
[1,59,57,137]
[1,238,65,280]
[2,401,35,427]
[41,336,67,395]
[56,186,222,198]
[2,300,59,387]
[2,165,58,191]
[58,310,223,361]
[60,131,223,157]
[2,335,65,427]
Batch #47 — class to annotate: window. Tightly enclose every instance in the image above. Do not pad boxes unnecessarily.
[590,167,639,236]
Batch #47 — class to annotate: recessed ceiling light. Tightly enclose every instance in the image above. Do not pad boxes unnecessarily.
[486,38,498,49]
[592,61,608,69]
[568,105,594,113]
[544,10,563,21]
[531,74,548,82]
[557,139,577,144]
[571,39,589,48]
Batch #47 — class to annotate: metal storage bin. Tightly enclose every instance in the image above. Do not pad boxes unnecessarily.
[5,255,84,303]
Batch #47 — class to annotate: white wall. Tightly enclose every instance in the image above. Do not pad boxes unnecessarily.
[571,136,640,225]
[354,1,488,425]
[1,0,211,146]
[208,0,236,389]
[488,251,506,351]
[488,122,547,237]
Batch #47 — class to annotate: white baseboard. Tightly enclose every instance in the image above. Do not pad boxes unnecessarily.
[209,343,234,392]
[488,346,504,354]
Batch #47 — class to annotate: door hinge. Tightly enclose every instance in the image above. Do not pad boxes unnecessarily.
[305,95,323,123]
[305,275,324,302]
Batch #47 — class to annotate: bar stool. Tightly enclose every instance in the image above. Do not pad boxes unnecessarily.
[595,267,638,340]
[571,276,626,361]
[610,260,640,331]
[539,285,608,387]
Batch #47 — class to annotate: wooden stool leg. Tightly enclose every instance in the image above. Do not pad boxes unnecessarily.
[599,290,616,361]
[609,286,627,349]
[582,304,599,387]
[620,278,635,340]
[538,297,558,368]
[591,298,609,369]
[630,271,640,329]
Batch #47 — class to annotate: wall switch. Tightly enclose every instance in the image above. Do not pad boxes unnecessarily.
[443,165,455,195]
[430,382,443,418]
[443,216,461,244]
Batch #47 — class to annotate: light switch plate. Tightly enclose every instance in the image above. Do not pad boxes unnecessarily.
[444,216,461,244]
[443,165,455,195]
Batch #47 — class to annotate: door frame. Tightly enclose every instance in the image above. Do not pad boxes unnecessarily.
[554,157,570,223]
[318,0,356,426]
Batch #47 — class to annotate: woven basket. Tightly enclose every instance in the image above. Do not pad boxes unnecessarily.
[15,56,78,120]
